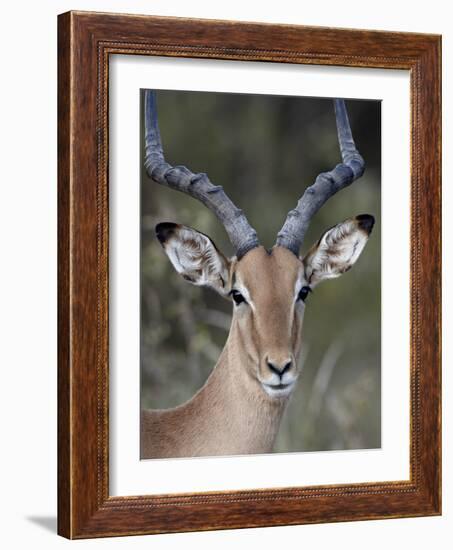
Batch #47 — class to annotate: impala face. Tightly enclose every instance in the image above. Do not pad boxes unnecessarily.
[229,245,305,399]
[156,214,374,401]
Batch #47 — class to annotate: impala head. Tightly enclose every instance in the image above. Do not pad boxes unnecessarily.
[144,91,374,401]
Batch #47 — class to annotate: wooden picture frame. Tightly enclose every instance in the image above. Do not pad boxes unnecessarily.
[58,10,441,539]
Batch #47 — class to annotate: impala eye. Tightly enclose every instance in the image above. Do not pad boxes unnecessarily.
[297,286,311,302]
[230,289,246,306]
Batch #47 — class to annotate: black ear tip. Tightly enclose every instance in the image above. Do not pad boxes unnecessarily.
[356,214,375,235]
[155,222,178,244]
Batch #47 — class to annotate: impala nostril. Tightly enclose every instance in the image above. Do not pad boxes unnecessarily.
[267,360,292,377]
[267,361,280,376]
[281,361,292,375]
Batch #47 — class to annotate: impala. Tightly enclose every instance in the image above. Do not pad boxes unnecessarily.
[141,91,374,459]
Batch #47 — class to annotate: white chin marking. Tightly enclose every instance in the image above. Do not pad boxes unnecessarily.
[262,382,295,399]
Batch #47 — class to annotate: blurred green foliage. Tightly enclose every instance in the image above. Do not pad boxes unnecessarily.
[140,89,381,453]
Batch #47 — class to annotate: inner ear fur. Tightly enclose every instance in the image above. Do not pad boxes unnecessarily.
[302,215,374,287]
[155,222,231,296]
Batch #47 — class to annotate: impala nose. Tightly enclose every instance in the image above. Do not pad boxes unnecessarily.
[267,360,292,378]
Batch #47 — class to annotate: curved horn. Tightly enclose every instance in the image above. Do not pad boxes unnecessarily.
[275,99,365,255]
[144,90,259,259]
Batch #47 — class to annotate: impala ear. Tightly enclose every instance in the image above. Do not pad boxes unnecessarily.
[156,222,231,296]
[302,214,374,287]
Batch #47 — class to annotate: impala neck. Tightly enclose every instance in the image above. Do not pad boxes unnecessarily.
[190,321,288,455]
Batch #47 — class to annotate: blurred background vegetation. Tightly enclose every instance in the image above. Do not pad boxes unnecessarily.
[140,89,381,453]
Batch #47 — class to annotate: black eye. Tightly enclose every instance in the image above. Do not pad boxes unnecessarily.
[297,286,311,302]
[231,289,246,306]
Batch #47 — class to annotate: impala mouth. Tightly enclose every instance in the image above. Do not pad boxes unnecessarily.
[262,380,295,398]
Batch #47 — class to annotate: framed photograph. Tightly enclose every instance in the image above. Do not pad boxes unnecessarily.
[58,11,441,538]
